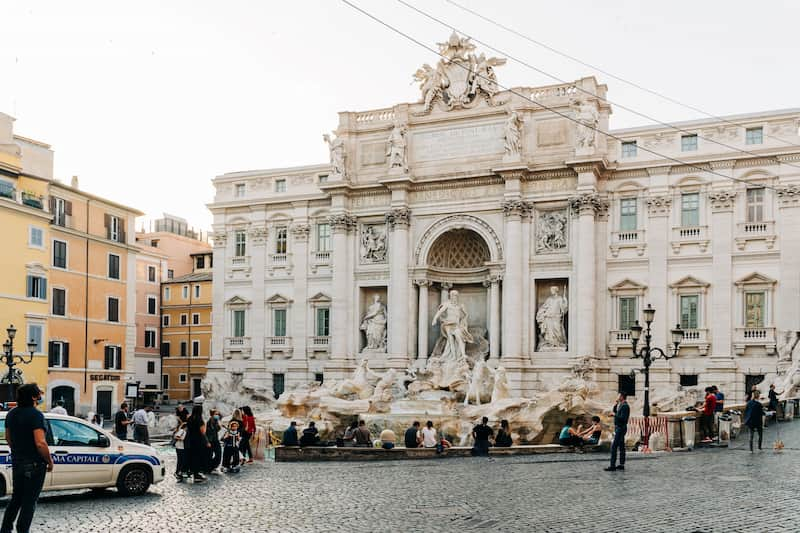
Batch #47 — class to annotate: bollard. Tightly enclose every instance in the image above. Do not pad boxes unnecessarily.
[682,416,696,450]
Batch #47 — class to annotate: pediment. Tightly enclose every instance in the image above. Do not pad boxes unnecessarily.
[225,295,251,306]
[669,275,710,289]
[609,278,647,292]
[266,293,293,305]
[735,272,776,287]
[308,292,331,303]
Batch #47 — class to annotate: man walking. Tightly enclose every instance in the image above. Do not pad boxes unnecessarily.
[132,405,151,445]
[114,402,131,441]
[1,384,54,533]
[605,392,630,472]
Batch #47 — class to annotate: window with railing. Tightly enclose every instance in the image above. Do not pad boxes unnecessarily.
[619,198,637,231]
[21,192,43,209]
[744,291,765,328]
[275,227,288,254]
[316,307,330,336]
[273,309,287,337]
[680,294,699,329]
[233,309,246,337]
[746,188,764,223]
[619,297,637,331]
[234,230,247,257]
[680,193,700,227]
[316,223,331,252]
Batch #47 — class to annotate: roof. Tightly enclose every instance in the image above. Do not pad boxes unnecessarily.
[165,271,213,284]
[49,180,145,216]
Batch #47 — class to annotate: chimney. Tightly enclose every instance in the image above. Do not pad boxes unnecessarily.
[71,175,79,189]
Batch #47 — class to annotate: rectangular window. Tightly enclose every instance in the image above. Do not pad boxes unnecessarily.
[618,374,636,397]
[162,314,170,327]
[103,346,121,370]
[107,214,121,242]
[318,174,328,184]
[681,134,698,152]
[53,197,67,227]
[233,309,246,337]
[680,193,700,227]
[108,254,120,280]
[192,340,200,357]
[196,256,205,269]
[275,179,287,193]
[314,373,324,384]
[194,285,200,298]
[746,188,765,223]
[179,373,187,383]
[619,198,637,231]
[273,309,287,337]
[29,227,43,248]
[316,307,330,336]
[679,294,699,329]
[745,292,765,328]
[26,275,47,300]
[27,324,43,353]
[108,297,119,322]
[180,314,187,325]
[272,373,285,399]
[164,287,171,301]
[621,141,637,158]
[160,341,170,357]
[147,266,156,282]
[147,296,157,315]
[235,230,247,257]
[167,269,174,279]
[144,330,156,348]
[192,313,200,325]
[147,361,155,374]
[182,286,189,299]
[180,341,188,357]
[619,297,637,331]
[162,374,170,389]
[316,223,331,252]
[745,126,763,145]
[53,240,67,269]
[235,183,245,197]
[680,374,699,387]
[52,288,66,316]
[48,340,68,368]
[275,227,288,254]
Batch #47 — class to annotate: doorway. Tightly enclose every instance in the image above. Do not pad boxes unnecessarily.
[51,386,76,415]
[96,390,112,419]
[191,378,202,400]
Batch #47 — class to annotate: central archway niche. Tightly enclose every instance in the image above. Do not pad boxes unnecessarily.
[423,228,492,357]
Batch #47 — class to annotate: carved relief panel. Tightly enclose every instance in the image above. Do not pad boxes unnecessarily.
[360,223,388,264]
[534,208,568,254]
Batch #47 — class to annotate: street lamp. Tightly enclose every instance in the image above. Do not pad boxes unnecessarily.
[630,305,684,448]
[2,324,37,404]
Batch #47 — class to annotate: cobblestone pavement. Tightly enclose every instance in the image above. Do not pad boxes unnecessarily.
[8,421,800,533]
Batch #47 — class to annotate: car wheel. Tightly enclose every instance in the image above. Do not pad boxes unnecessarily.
[116,465,151,496]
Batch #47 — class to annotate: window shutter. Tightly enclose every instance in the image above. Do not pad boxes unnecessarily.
[40,278,47,300]
[65,200,72,216]
[104,213,111,239]
[104,346,112,369]
[119,226,126,244]
[63,342,69,368]
[115,347,122,370]
[26,275,32,298]
[49,197,55,214]
[48,341,56,367]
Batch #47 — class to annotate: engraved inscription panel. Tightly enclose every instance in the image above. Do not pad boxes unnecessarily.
[412,122,505,162]
[360,141,387,166]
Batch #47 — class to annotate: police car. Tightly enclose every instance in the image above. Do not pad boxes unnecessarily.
[0,412,165,496]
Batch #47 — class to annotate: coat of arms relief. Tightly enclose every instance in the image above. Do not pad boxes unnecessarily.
[413,32,507,115]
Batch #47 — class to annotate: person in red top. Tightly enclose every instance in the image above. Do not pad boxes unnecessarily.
[701,387,717,442]
[239,406,257,464]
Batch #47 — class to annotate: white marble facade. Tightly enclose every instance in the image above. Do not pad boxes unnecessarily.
[207,34,800,403]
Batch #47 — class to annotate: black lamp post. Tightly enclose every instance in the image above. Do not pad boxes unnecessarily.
[630,305,684,448]
[2,324,37,404]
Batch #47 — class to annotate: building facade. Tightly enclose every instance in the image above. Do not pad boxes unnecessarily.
[207,35,800,403]
[161,251,213,401]
[134,246,167,404]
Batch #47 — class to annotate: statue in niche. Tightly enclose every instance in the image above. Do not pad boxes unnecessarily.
[536,285,569,350]
[322,131,346,180]
[574,99,598,151]
[432,289,473,362]
[361,225,387,263]
[536,210,568,253]
[503,109,522,157]
[360,294,387,352]
[386,122,408,170]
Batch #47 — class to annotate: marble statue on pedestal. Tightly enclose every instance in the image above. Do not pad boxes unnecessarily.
[536,285,568,350]
[360,294,387,352]
[323,131,346,180]
[386,122,408,170]
[574,99,598,152]
[432,289,473,361]
[503,109,522,157]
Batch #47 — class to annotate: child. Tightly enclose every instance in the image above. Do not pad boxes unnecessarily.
[173,419,188,480]
[221,420,242,473]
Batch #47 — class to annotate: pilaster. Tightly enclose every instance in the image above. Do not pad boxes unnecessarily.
[328,213,356,364]
[386,206,411,366]
[709,189,736,359]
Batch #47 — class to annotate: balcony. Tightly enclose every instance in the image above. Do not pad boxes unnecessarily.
[226,255,251,280]
[677,328,710,356]
[313,251,331,265]
[0,182,16,200]
[308,335,330,357]
[607,330,632,356]
[265,336,292,358]
[224,336,252,358]
[270,253,289,266]
[734,326,776,356]
[21,192,44,210]
[609,230,646,258]
[735,221,776,251]
[670,225,709,254]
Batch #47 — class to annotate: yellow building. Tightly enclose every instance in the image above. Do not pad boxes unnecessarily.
[161,251,213,401]
[0,112,55,399]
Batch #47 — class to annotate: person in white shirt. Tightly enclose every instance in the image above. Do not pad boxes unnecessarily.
[49,400,67,415]
[132,406,152,445]
[421,420,438,448]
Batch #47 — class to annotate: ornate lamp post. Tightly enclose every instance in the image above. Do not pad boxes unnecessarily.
[630,305,684,448]
[2,325,37,404]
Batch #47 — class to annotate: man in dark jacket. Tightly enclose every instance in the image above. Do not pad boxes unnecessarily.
[283,421,299,446]
[744,390,765,451]
[605,392,630,472]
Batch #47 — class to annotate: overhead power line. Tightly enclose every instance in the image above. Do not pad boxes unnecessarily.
[339,0,785,193]
[443,0,799,148]
[397,0,800,175]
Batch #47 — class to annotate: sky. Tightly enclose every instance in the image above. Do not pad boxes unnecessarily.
[2,1,799,230]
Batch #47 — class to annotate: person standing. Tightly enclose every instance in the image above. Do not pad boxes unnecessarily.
[744,390,765,452]
[700,387,717,443]
[239,406,256,465]
[421,421,438,449]
[206,409,222,472]
[114,402,131,440]
[768,384,779,422]
[186,405,210,483]
[404,421,422,448]
[0,384,54,533]
[49,399,67,415]
[605,392,630,472]
[471,417,493,456]
[132,405,151,445]
[221,421,242,473]
[173,411,189,480]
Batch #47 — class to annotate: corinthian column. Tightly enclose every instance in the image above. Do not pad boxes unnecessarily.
[386,207,411,366]
[328,213,356,362]
[502,200,528,361]
[569,192,603,358]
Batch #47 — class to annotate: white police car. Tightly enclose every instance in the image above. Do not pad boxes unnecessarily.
[0,412,164,496]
